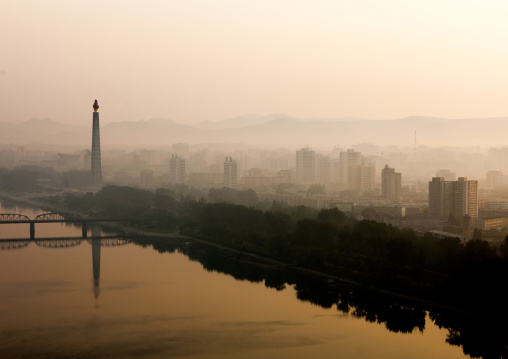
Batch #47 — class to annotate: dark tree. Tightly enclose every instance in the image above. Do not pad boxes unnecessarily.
[500,236,508,257]
[317,208,346,226]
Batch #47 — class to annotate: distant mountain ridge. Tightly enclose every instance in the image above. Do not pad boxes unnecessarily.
[0,115,506,148]
[195,113,295,130]
[0,118,88,146]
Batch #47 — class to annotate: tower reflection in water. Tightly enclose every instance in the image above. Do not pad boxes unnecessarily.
[91,226,101,300]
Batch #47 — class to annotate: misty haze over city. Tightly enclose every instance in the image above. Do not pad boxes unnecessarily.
[3,1,508,359]
[1,112,507,190]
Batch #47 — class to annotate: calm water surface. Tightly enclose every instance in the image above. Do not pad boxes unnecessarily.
[0,200,469,358]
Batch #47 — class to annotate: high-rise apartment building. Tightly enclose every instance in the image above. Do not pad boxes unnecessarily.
[358,160,376,193]
[140,169,155,188]
[454,177,478,219]
[428,177,478,218]
[315,154,331,185]
[296,147,316,184]
[339,149,361,188]
[381,165,401,200]
[170,154,186,184]
[486,171,504,187]
[330,147,342,184]
[91,100,102,182]
[224,157,238,188]
[429,177,453,218]
[331,157,341,184]
[348,160,375,193]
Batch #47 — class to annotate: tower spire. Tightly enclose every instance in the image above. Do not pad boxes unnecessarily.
[91,100,102,182]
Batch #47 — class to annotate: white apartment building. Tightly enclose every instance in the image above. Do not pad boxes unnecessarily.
[224,157,238,188]
[296,147,316,184]
[170,154,186,184]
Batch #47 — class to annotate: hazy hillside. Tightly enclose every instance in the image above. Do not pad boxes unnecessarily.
[195,113,295,130]
[101,118,199,147]
[1,115,506,149]
[0,118,88,146]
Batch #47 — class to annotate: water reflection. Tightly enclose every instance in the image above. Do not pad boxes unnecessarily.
[91,226,101,299]
[0,239,30,250]
[131,236,508,359]
[0,196,504,359]
[0,233,130,304]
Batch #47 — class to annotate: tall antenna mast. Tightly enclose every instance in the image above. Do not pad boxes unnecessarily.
[414,130,417,153]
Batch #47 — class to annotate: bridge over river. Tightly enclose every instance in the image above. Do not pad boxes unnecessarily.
[0,236,131,250]
[0,212,138,239]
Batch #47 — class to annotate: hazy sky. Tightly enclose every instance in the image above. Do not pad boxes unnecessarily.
[2,0,508,125]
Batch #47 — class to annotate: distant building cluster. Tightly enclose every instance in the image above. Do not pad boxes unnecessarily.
[295,147,375,194]
[11,104,508,241]
[0,146,91,171]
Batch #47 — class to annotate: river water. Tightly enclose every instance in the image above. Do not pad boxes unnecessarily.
[0,199,477,358]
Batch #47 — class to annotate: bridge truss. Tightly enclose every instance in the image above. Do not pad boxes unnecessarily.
[0,214,31,222]
[0,237,130,250]
[87,238,130,247]
[35,239,82,248]
[0,240,30,250]
[33,212,83,222]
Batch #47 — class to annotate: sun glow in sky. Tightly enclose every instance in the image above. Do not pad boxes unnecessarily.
[2,0,508,125]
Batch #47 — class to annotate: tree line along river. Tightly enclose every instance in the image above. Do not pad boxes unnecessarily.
[0,198,502,358]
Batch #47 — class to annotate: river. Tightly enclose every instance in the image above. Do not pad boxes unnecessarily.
[0,198,488,358]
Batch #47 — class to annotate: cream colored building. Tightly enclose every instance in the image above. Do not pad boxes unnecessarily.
[296,147,316,184]
[381,165,401,201]
[224,157,238,188]
[169,154,186,184]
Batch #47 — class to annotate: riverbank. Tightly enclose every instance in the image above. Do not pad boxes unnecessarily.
[0,192,386,286]
[0,190,493,320]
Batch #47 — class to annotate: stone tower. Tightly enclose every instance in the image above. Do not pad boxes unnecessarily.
[91,99,102,182]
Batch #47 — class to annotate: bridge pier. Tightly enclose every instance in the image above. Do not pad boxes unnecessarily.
[82,222,88,238]
[30,222,35,239]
